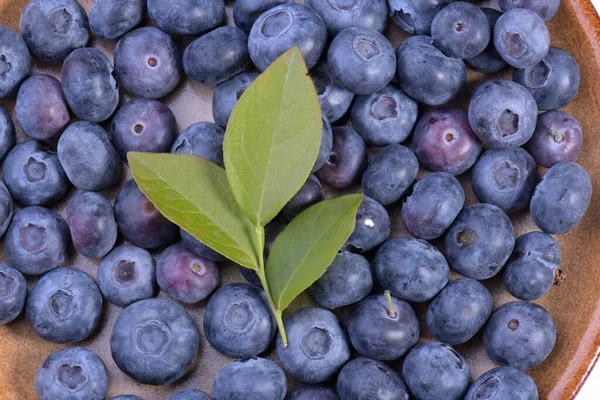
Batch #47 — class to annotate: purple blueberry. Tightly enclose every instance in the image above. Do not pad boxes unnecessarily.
[156,242,219,304]
[343,196,390,253]
[483,301,556,369]
[282,174,323,222]
[89,0,146,40]
[114,27,182,99]
[311,62,355,123]
[465,366,539,400]
[286,385,339,400]
[401,172,465,240]
[530,161,592,234]
[388,0,451,35]
[66,192,117,258]
[316,127,367,189]
[395,35,467,106]
[444,203,515,280]
[465,8,507,74]
[3,140,69,206]
[183,27,249,86]
[19,0,89,62]
[181,228,226,261]
[413,108,482,176]
[234,0,294,33]
[351,84,418,146]
[212,72,259,128]
[468,79,538,149]
[97,245,157,307]
[526,110,583,168]
[111,98,177,159]
[147,0,224,37]
[170,122,225,167]
[114,179,180,249]
[58,121,121,191]
[0,24,31,98]
[499,0,560,21]
[61,48,119,122]
[213,357,287,400]
[5,206,70,275]
[306,0,387,36]
[0,182,12,238]
[16,75,69,141]
[0,262,26,324]
[513,46,581,110]
[171,389,212,400]
[471,148,537,214]
[337,357,410,400]
[313,115,334,173]
[0,106,15,160]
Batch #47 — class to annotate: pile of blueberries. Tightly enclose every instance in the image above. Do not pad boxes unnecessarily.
[0,0,592,399]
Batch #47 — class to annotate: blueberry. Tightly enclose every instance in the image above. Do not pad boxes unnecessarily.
[483,301,556,369]
[402,172,465,240]
[388,0,451,35]
[0,24,30,98]
[464,366,539,400]
[58,121,121,191]
[351,84,418,146]
[499,0,560,21]
[248,3,327,71]
[171,389,212,400]
[374,238,450,302]
[432,2,490,59]
[171,122,225,167]
[348,293,419,360]
[362,145,418,206]
[465,8,507,74]
[0,106,15,160]
[157,242,219,304]
[327,28,396,95]
[444,203,515,280]
[3,140,69,206]
[282,174,323,221]
[513,46,581,110]
[61,48,119,122]
[112,396,144,400]
[494,8,550,69]
[213,357,287,400]
[234,0,294,33]
[413,108,482,176]
[184,27,249,86]
[204,283,276,358]
[316,127,367,189]
[471,148,537,213]
[36,347,108,400]
[343,196,390,253]
[338,357,410,400]
[427,278,493,345]
[0,262,26,324]
[20,0,89,63]
[148,0,224,37]
[513,231,562,269]
[111,298,199,385]
[395,35,467,106]
[306,0,388,36]
[530,162,592,234]
[264,220,286,255]
[504,257,554,301]
[5,206,70,275]
[0,182,12,238]
[66,191,117,258]
[313,115,334,173]
[276,307,350,383]
[26,267,102,343]
[181,228,226,261]
[114,179,180,249]
[111,98,177,159]
[526,111,583,168]
[402,342,470,400]
[309,251,373,309]
[311,62,355,123]
[240,265,263,287]
[97,245,156,307]
[114,27,182,99]
[286,385,339,400]
[468,79,538,149]
[89,0,146,40]
[212,72,259,128]
[16,75,70,141]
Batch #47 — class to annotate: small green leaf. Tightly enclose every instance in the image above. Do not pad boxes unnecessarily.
[266,194,364,311]
[224,47,323,227]
[128,152,259,270]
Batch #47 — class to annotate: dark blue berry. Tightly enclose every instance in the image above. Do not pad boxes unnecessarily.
[343,196,390,253]
[499,0,560,21]
[306,0,387,36]
[465,8,507,74]
[311,62,355,123]
[212,72,259,128]
[282,174,323,221]
[388,0,451,35]
[337,357,410,400]
[286,385,339,400]
[171,122,225,167]
[213,357,287,400]
[181,228,226,261]
[0,182,12,238]
[0,24,30,98]
[526,110,583,168]
[89,0,146,40]
[313,115,333,173]
[234,0,294,33]
[148,0,224,37]
[0,262,26,324]
[465,366,539,400]
[0,106,15,160]
[171,389,212,400]
[316,127,367,189]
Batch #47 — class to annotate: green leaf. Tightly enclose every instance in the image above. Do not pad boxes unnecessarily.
[223,47,323,227]
[128,152,259,270]
[266,194,364,311]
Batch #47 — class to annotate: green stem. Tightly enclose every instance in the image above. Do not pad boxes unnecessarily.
[254,226,288,347]
[384,290,397,318]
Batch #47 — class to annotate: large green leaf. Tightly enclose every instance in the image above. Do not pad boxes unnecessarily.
[266,194,364,311]
[129,152,259,269]
[223,47,322,227]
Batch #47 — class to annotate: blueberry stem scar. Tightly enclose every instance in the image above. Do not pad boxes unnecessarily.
[384,290,397,318]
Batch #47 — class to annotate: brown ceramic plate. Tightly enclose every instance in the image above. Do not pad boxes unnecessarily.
[0,0,599,399]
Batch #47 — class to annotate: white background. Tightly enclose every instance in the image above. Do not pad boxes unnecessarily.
[572,2,598,399]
